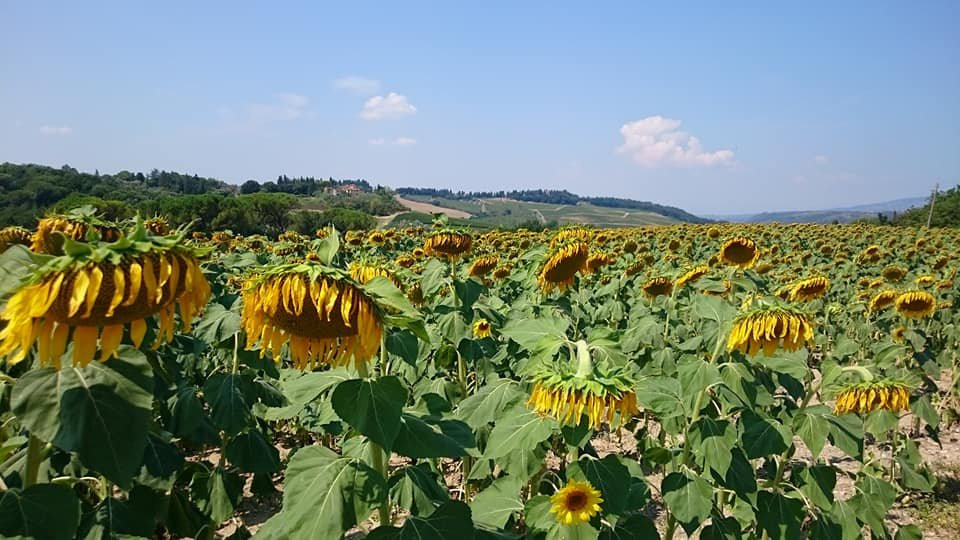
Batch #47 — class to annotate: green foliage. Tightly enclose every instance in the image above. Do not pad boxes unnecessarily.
[892,184,960,227]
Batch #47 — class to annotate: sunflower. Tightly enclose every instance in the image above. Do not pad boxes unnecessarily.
[719,237,759,269]
[349,261,402,287]
[0,224,210,368]
[881,265,907,282]
[0,226,32,252]
[915,275,935,286]
[584,252,615,274]
[395,255,416,268]
[868,290,899,312]
[624,262,645,278]
[423,231,473,261]
[367,231,387,246]
[550,480,603,525]
[406,283,424,307]
[675,264,709,288]
[788,276,830,302]
[550,227,592,249]
[472,319,492,338]
[537,242,589,293]
[641,276,673,299]
[834,381,911,415]
[727,302,814,356]
[895,290,937,319]
[892,327,906,343]
[241,264,385,370]
[144,217,170,236]
[31,212,121,255]
[468,255,499,278]
[527,340,638,430]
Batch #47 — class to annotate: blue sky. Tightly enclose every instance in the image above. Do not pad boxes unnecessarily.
[1,2,957,215]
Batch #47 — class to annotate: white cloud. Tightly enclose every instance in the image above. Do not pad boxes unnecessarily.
[369,137,417,146]
[219,93,310,126]
[39,125,72,135]
[334,76,381,95]
[616,116,733,167]
[361,92,416,120]
[814,154,828,165]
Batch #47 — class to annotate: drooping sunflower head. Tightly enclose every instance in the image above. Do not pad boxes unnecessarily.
[584,251,615,275]
[675,264,710,289]
[0,223,210,368]
[537,242,589,293]
[550,480,603,526]
[367,230,387,246]
[492,265,512,280]
[727,300,814,356]
[241,263,389,370]
[468,255,499,278]
[0,226,32,252]
[622,239,638,253]
[719,237,759,269]
[423,231,473,261]
[915,275,935,286]
[395,255,416,268]
[881,265,907,282]
[143,216,170,236]
[895,290,937,319]
[834,381,911,415]
[31,209,122,255]
[472,319,492,339]
[550,227,592,249]
[868,290,899,312]
[527,341,638,430]
[788,276,830,302]
[349,260,402,288]
[641,276,673,299]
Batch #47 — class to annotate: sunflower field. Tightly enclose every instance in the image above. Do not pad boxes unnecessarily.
[0,211,958,540]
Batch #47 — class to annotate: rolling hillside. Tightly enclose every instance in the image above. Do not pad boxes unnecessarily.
[708,196,928,224]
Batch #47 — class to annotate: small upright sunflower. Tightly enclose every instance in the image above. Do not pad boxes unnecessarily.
[241,263,386,370]
[868,290,899,312]
[472,319,492,338]
[468,255,499,278]
[719,237,759,269]
[641,276,673,299]
[675,264,709,289]
[550,480,603,525]
[537,242,589,293]
[895,290,936,319]
[834,381,910,415]
[527,340,638,430]
[727,301,814,356]
[788,276,830,302]
[0,223,210,368]
[892,327,907,343]
[423,231,473,261]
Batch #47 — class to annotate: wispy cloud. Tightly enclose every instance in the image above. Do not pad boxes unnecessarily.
[334,76,380,96]
[361,92,417,120]
[369,136,417,146]
[814,154,828,165]
[616,116,733,167]
[39,125,72,136]
[219,93,310,126]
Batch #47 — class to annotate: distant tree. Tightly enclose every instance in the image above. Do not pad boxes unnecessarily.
[240,180,261,194]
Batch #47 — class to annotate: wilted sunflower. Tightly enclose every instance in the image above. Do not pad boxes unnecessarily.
[0,226,32,252]
[550,480,603,525]
[881,265,907,282]
[395,255,416,268]
[527,340,638,430]
[584,252,615,274]
[492,265,512,280]
[550,227,592,249]
[468,255,499,278]
[406,283,424,307]
[788,276,830,302]
[834,381,910,415]
[31,211,121,255]
[241,263,386,370]
[675,264,709,288]
[144,217,170,236]
[728,301,814,356]
[915,275,935,286]
[472,319,492,338]
[349,261,402,287]
[719,237,759,269]
[868,290,899,312]
[895,290,936,319]
[537,242,589,293]
[641,276,673,299]
[0,223,210,368]
[367,231,386,246]
[423,231,473,261]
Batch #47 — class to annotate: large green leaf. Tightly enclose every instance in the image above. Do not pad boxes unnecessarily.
[598,514,658,539]
[500,318,568,350]
[794,405,832,460]
[194,302,241,345]
[482,407,557,460]
[690,418,735,477]
[740,412,790,459]
[225,429,281,473]
[386,329,420,366]
[331,376,408,451]
[661,472,712,531]
[756,490,805,540]
[635,377,684,418]
[568,455,631,515]
[470,475,525,528]
[390,464,450,517]
[392,413,475,458]
[0,484,80,540]
[10,347,154,490]
[826,412,863,459]
[203,372,254,436]
[367,501,475,540]
[456,379,525,430]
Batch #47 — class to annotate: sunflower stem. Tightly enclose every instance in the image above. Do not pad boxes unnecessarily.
[356,358,392,525]
[24,434,45,488]
[573,340,594,379]
[231,332,240,374]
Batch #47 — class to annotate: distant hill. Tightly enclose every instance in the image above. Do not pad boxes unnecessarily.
[708,196,928,224]
[395,187,709,225]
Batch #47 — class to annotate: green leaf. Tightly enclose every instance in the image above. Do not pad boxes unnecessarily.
[225,429,281,473]
[598,514,658,540]
[331,376,408,452]
[568,455,631,515]
[692,294,736,325]
[10,347,154,490]
[387,330,420,366]
[677,356,721,412]
[274,446,386,540]
[634,377,684,418]
[700,513,742,540]
[315,227,340,264]
[194,302,241,345]
[390,464,450,517]
[457,379,525,430]
[911,394,939,429]
[661,472,712,530]
[138,432,185,491]
[797,464,836,510]
[483,407,558,460]
[690,418,735,476]
[367,501,475,540]
[79,486,158,539]
[0,484,81,540]
[500,317,568,350]
[756,490,804,540]
[740,412,790,459]
[203,372,254,435]
[524,495,555,533]
[392,413,475,458]
[826,413,863,459]
[470,475,525,529]
[794,405,832,460]
[205,468,244,524]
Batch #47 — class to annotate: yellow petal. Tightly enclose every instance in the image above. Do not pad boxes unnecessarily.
[99,324,124,361]
[68,270,90,317]
[130,318,147,348]
[83,265,104,318]
[72,326,99,367]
